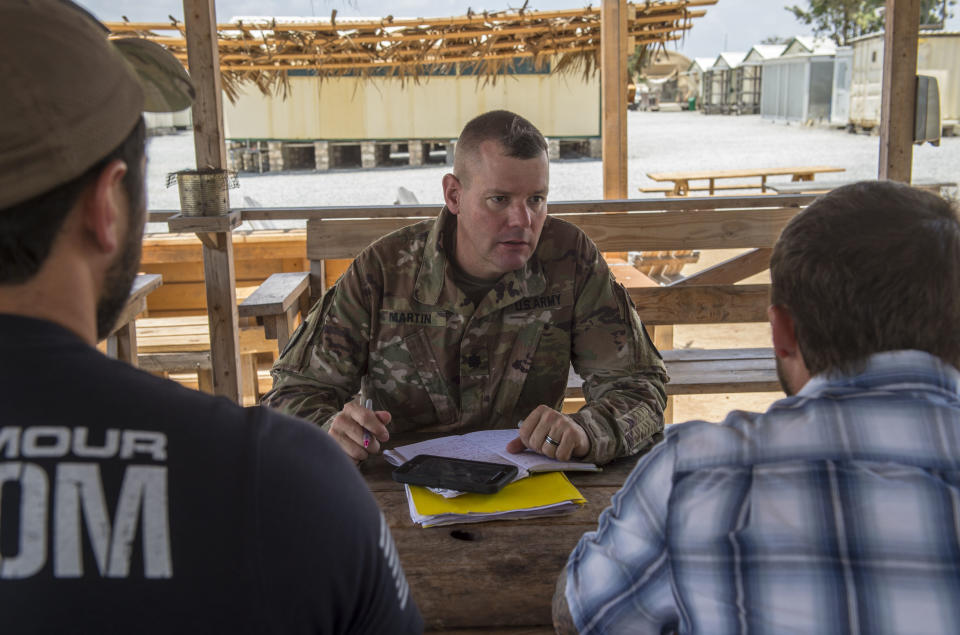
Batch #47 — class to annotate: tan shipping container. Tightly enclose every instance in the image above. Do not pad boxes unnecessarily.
[223,62,599,141]
[849,30,960,131]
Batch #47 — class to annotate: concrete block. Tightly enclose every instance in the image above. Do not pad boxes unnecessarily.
[548,138,560,160]
[226,147,242,173]
[313,141,331,171]
[588,137,602,159]
[360,141,376,169]
[267,141,284,172]
[408,141,425,166]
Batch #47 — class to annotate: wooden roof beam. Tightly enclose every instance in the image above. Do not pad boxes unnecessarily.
[193,24,691,63]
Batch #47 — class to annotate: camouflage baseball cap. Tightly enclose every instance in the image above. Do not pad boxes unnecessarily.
[0,0,195,209]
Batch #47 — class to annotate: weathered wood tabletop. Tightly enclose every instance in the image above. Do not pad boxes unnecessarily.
[359,441,644,632]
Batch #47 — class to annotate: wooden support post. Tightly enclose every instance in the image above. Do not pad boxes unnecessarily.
[114,322,139,368]
[184,0,242,403]
[879,0,920,183]
[601,0,628,199]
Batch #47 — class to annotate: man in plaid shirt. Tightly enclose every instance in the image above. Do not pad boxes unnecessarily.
[554,181,960,634]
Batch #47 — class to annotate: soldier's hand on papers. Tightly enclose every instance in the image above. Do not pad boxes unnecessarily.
[507,405,589,461]
[328,401,391,464]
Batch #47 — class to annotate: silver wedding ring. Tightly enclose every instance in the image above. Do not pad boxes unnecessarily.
[544,434,560,447]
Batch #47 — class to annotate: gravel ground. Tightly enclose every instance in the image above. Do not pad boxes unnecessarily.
[146,109,960,212]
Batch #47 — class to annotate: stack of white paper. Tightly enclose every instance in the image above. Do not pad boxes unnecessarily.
[384,429,600,482]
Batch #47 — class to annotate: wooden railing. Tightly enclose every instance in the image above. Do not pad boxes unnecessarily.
[145,193,819,413]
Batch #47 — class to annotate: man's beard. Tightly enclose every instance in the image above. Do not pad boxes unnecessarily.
[95,208,144,340]
[775,357,794,397]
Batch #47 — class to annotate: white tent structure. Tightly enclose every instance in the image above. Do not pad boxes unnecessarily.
[739,44,785,114]
[761,36,837,123]
[704,51,746,114]
[686,56,715,109]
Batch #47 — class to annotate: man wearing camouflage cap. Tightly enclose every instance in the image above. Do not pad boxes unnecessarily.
[0,2,421,632]
[264,110,668,465]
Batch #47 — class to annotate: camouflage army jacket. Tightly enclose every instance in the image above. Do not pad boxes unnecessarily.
[262,208,668,464]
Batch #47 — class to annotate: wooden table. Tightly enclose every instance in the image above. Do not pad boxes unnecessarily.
[105,273,162,366]
[360,444,642,632]
[645,166,846,196]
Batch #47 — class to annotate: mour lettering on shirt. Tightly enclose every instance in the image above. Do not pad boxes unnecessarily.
[0,426,172,580]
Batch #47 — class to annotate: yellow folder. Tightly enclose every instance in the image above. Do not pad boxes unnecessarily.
[410,471,586,516]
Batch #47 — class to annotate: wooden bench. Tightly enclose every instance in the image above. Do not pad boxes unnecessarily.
[645,166,846,196]
[567,348,777,397]
[130,229,313,403]
[639,183,775,195]
[135,315,278,405]
[240,195,819,421]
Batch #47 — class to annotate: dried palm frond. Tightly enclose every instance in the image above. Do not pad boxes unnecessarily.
[105,0,714,102]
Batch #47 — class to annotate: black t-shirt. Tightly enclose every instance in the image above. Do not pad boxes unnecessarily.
[0,315,422,634]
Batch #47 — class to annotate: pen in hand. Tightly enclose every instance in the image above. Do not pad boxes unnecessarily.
[363,398,373,449]
[359,376,374,449]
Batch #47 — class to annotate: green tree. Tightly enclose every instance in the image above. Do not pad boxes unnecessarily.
[786,0,885,46]
[786,0,955,46]
[920,0,957,27]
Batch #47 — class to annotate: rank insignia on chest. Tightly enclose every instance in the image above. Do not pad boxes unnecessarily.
[380,310,448,327]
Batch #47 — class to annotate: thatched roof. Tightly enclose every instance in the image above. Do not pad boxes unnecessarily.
[106,0,716,100]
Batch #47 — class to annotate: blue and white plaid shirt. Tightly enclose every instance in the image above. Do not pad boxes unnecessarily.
[565,350,960,634]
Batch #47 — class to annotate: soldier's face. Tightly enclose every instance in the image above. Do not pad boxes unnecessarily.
[444,140,548,281]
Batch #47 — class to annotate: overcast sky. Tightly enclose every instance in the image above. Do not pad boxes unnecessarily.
[79,0,959,61]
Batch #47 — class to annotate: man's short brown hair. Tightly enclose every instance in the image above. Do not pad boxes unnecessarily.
[453,110,548,183]
[770,180,960,375]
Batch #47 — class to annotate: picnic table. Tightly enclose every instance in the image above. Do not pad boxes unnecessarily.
[360,438,643,632]
[643,166,846,196]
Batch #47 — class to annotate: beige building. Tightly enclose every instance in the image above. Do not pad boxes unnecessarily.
[222,61,601,170]
[224,65,599,141]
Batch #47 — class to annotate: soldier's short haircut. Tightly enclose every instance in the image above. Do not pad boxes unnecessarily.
[454,110,547,182]
[0,117,146,285]
[770,180,960,375]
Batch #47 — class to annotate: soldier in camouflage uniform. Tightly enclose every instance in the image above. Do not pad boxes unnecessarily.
[262,110,668,465]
